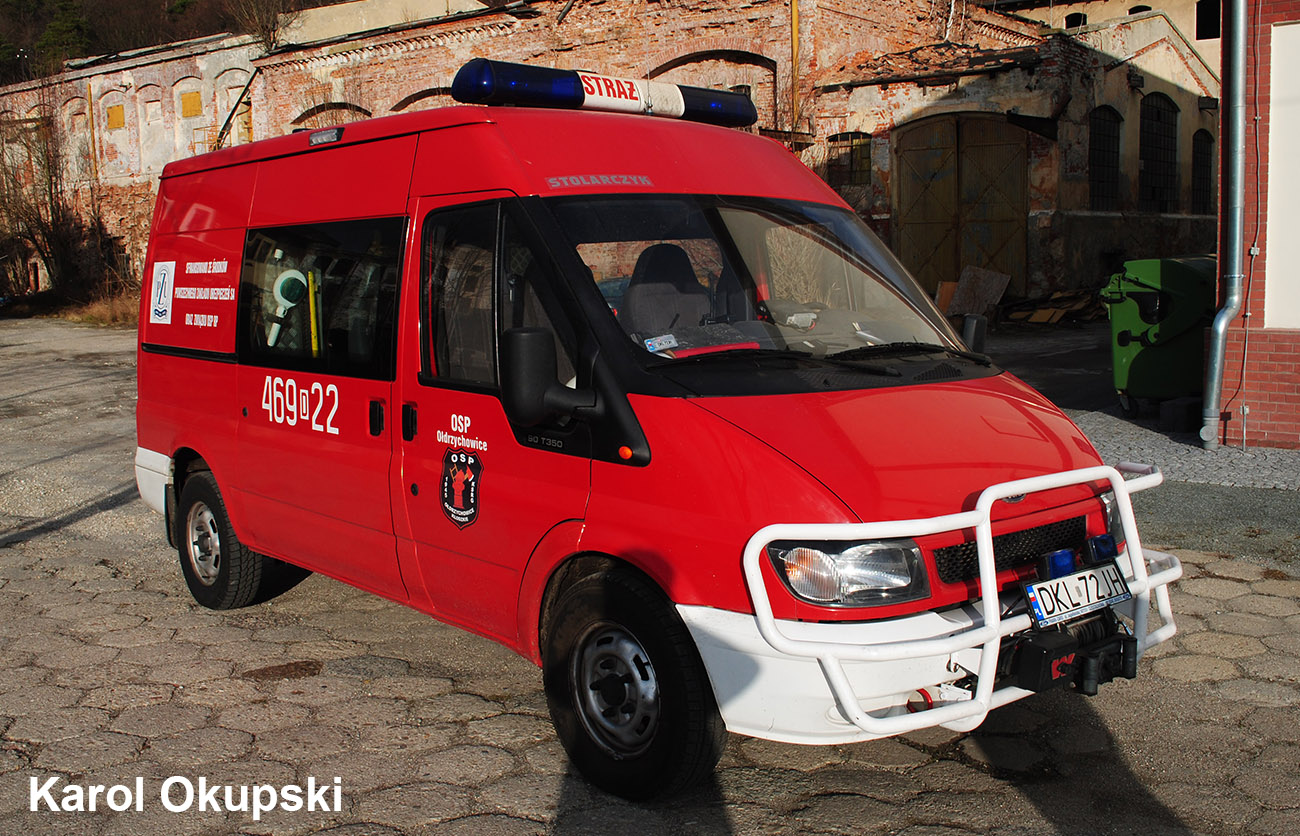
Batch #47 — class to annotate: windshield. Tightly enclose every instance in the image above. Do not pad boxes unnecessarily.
[545,195,960,365]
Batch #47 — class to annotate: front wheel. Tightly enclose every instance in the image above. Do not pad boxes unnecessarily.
[542,568,726,799]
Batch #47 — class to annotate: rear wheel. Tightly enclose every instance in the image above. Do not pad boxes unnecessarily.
[176,471,266,610]
[542,567,726,799]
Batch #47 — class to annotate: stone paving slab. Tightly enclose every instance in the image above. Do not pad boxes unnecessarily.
[3,318,1299,835]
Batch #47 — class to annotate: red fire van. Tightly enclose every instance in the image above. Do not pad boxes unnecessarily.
[136,59,1181,799]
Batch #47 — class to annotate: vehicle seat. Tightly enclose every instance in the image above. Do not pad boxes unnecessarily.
[619,243,711,336]
[712,266,754,322]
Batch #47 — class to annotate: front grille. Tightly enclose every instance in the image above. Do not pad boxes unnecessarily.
[932,515,1088,585]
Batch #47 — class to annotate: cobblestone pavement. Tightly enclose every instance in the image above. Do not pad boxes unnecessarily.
[1,318,1298,835]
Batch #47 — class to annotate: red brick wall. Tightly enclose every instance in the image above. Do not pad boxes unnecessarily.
[1216,0,1300,449]
[251,0,971,138]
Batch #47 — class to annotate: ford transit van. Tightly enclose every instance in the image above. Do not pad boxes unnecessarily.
[136,59,1181,799]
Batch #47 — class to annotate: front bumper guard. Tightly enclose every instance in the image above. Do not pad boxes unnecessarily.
[740,463,1182,737]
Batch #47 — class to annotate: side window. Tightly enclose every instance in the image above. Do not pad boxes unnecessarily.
[500,212,577,386]
[237,217,404,379]
[422,203,499,386]
[420,201,578,392]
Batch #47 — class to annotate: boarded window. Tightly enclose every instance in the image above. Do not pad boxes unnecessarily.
[1088,107,1123,211]
[105,104,125,130]
[1138,93,1179,212]
[1191,130,1215,214]
[180,91,203,119]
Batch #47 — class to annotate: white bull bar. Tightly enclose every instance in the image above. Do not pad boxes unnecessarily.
[740,463,1182,737]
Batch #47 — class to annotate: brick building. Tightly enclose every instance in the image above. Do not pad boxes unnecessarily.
[0,0,1044,281]
[0,33,261,284]
[815,12,1218,298]
[1213,1,1300,449]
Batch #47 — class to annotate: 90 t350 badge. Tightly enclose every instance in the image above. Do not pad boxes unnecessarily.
[441,449,481,528]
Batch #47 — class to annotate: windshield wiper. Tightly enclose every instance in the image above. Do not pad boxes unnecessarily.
[648,347,901,376]
[829,342,992,366]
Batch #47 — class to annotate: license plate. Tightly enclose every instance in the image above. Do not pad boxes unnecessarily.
[1023,561,1132,628]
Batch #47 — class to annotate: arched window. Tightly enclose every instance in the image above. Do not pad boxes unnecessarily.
[1129,5,1152,13]
[1192,130,1215,214]
[1065,12,1088,27]
[826,131,871,188]
[1139,93,1179,212]
[1089,106,1123,211]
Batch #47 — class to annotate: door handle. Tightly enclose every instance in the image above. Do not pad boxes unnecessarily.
[369,400,385,437]
[402,403,418,441]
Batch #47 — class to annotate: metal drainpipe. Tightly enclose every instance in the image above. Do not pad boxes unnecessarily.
[790,0,800,131]
[1201,0,1248,450]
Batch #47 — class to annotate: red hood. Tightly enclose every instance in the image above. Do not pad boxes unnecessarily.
[692,373,1104,524]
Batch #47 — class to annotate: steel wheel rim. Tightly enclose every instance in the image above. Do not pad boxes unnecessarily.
[185,502,221,586]
[571,623,660,758]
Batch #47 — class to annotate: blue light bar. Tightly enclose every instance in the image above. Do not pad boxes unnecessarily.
[451,58,758,128]
[451,58,584,109]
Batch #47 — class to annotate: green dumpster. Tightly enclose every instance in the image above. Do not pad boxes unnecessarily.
[1099,255,1216,415]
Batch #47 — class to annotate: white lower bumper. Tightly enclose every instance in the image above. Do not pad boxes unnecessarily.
[134,446,172,516]
[686,463,1182,745]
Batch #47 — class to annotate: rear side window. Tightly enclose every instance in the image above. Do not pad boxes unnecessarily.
[237,217,404,380]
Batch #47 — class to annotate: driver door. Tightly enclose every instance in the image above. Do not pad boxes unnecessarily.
[394,195,591,645]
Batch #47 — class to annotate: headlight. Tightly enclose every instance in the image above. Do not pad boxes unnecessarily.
[1099,491,1127,547]
[766,539,929,607]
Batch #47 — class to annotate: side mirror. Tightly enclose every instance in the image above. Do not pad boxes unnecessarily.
[501,328,596,427]
[961,314,988,355]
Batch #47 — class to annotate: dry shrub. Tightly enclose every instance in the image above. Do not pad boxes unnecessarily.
[59,288,139,326]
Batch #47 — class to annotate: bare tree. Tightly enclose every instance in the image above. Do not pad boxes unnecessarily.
[226,0,301,52]
[0,81,122,299]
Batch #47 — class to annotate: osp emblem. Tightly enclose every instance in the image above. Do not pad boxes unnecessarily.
[440,449,482,529]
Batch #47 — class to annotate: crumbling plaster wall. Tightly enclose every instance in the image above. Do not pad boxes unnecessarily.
[0,35,261,273]
[818,13,1217,295]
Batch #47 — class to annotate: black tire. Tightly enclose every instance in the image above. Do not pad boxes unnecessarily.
[176,471,266,610]
[542,568,726,800]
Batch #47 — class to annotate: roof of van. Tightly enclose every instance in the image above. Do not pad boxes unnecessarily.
[159,105,844,210]
[161,105,494,179]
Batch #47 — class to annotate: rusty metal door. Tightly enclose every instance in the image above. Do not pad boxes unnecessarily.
[894,114,1028,297]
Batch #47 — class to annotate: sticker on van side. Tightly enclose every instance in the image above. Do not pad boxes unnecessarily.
[149,261,176,324]
[441,449,481,529]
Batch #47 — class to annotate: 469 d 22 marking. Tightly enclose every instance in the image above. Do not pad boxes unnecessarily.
[260,375,339,435]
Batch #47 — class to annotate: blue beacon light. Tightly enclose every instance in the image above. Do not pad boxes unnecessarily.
[451,58,585,109]
[451,58,758,128]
